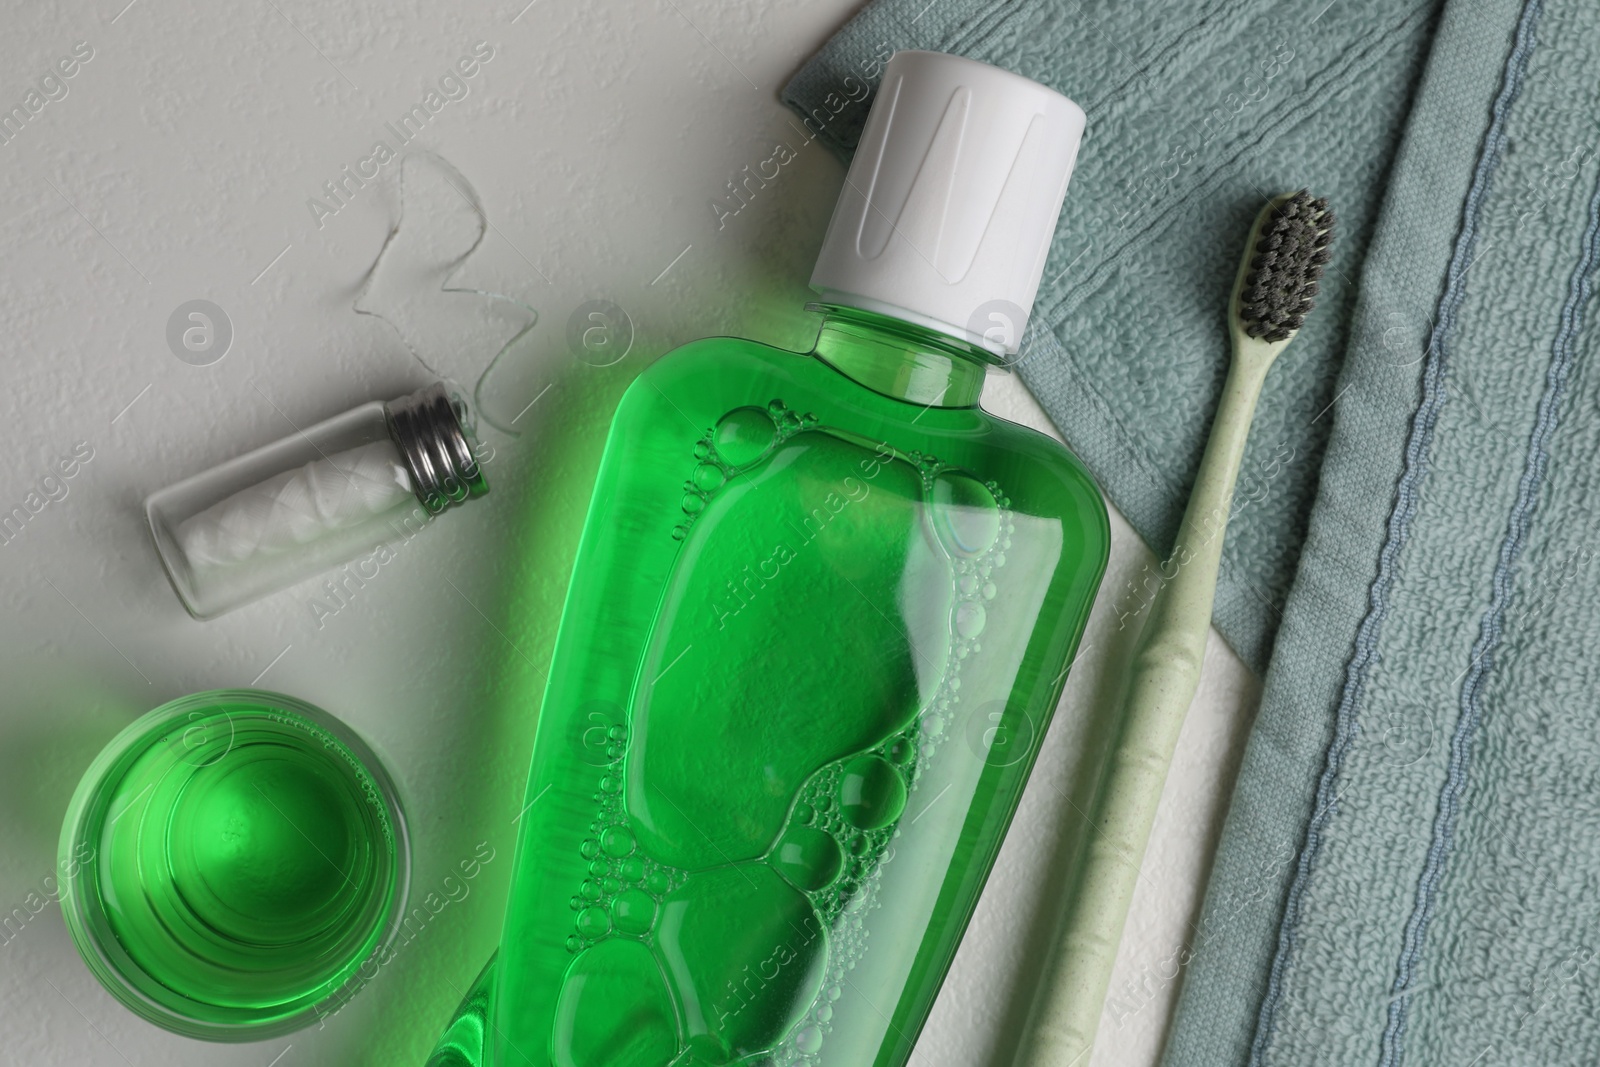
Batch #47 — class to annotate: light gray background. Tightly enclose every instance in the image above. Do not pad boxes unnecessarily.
[0,1,1260,1063]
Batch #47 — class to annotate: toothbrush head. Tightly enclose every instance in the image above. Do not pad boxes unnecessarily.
[1234,190,1335,345]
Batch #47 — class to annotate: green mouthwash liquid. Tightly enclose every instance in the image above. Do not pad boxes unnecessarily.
[60,691,406,1039]
[430,50,1103,1067]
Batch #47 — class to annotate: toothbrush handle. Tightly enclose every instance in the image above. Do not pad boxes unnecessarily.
[1016,355,1267,1067]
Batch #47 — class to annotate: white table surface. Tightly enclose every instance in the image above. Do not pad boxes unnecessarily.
[0,1,1261,1063]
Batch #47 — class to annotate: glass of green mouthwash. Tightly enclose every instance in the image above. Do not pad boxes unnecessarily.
[59,689,409,1040]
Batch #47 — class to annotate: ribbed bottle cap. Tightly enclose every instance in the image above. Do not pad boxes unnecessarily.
[385,383,488,514]
[809,51,1086,357]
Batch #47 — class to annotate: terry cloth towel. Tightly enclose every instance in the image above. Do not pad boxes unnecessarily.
[789,0,1600,1064]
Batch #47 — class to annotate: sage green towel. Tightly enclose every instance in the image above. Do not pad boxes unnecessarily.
[788,0,1600,1063]
[1168,0,1600,1063]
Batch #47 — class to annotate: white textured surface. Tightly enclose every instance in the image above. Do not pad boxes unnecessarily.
[0,2,1260,1064]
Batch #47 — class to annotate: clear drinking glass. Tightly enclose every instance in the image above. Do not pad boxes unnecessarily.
[58,689,410,1040]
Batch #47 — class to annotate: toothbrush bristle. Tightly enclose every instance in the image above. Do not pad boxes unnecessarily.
[1238,190,1336,343]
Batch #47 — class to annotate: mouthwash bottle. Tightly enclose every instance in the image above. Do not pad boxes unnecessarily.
[430,50,1106,1067]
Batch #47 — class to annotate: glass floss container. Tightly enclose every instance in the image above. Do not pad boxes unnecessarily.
[146,382,487,618]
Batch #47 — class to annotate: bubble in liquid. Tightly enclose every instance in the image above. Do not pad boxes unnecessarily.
[553,939,678,1065]
[681,494,705,515]
[577,906,611,939]
[712,407,778,467]
[645,869,671,895]
[838,756,906,831]
[580,838,600,860]
[612,888,657,936]
[795,1025,824,1054]
[793,801,815,826]
[771,825,842,892]
[929,471,1001,559]
[621,856,646,882]
[654,863,822,1056]
[601,826,635,857]
[691,464,725,491]
[956,601,987,639]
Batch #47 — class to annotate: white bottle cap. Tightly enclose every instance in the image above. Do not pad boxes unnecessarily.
[809,51,1086,358]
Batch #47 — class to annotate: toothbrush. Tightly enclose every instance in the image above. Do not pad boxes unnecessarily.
[1015,191,1335,1067]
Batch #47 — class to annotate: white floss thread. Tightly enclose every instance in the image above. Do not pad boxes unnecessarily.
[177,440,414,568]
